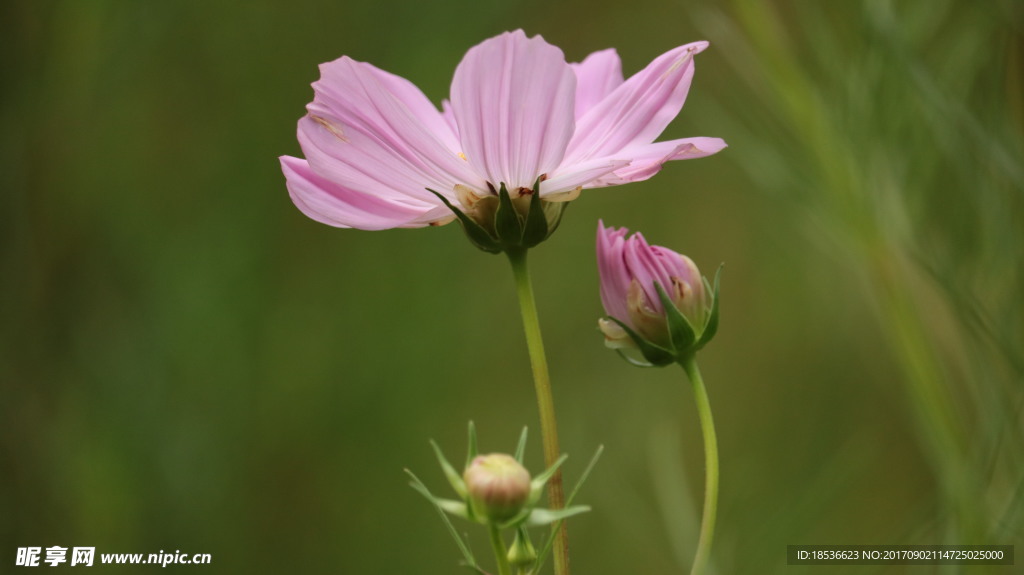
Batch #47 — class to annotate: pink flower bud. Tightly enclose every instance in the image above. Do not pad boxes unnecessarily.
[463,454,532,522]
[596,221,707,349]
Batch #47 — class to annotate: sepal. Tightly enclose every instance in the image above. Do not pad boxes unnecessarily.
[430,440,467,499]
[429,179,567,254]
[427,189,502,253]
[524,505,591,527]
[607,317,677,366]
[605,265,722,367]
[654,281,697,352]
[695,265,722,350]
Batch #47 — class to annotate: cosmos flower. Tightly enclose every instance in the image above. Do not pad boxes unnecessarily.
[596,221,717,361]
[281,30,726,232]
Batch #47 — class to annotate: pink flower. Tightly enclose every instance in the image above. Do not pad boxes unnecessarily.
[596,221,715,358]
[280,30,726,231]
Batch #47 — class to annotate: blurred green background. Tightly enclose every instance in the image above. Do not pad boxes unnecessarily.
[3,0,1022,573]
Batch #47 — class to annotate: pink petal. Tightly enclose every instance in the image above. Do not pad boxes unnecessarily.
[451,30,577,191]
[542,158,630,197]
[281,156,435,230]
[365,65,463,154]
[441,99,459,141]
[596,221,633,322]
[586,137,728,188]
[565,41,709,165]
[309,56,487,200]
[623,231,664,311]
[571,49,623,120]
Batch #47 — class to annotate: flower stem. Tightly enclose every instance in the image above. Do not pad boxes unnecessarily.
[489,524,513,575]
[680,356,718,575]
[506,247,569,575]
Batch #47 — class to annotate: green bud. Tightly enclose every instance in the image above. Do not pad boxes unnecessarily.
[507,526,537,571]
[463,453,532,522]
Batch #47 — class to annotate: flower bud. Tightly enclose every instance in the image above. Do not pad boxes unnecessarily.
[463,453,532,522]
[596,221,718,363]
[507,527,538,570]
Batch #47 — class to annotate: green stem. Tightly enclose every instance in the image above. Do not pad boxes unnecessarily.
[489,524,513,575]
[506,248,569,575]
[680,356,719,575]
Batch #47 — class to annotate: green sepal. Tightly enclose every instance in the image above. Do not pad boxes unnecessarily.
[513,427,528,464]
[696,265,723,349]
[427,188,502,254]
[533,445,603,575]
[525,505,591,527]
[607,316,676,366]
[465,420,479,469]
[497,507,533,530]
[614,349,659,368]
[520,179,549,248]
[430,440,467,499]
[654,281,697,353]
[495,184,524,245]
[528,453,568,505]
[408,477,473,521]
[542,200,567,238]
[405,469,480,566]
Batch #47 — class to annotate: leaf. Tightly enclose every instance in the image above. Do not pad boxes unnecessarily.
[566,445,603,507]
[525,505,591,526]
[535,445,604,572]
[514,427,529,464]
[465,420,478,469]
[530,453,568,495]
[405,469,478,566]
[430,440,467,498]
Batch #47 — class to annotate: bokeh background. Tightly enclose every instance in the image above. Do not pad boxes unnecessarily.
[3,0,1022,573]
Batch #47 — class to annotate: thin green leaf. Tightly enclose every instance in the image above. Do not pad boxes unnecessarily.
[430,440,467,498]
[526,505,591,526]
[535,445,604,572]
[566,445,603,507]
[466,420,478,468]
[408,480,472,521]
[530,454,568,493]
[405,469,478,567]
[514,427,529,463]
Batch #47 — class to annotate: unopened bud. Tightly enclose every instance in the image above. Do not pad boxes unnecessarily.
[596,220,720,364]
[507,527,537,569]
[463,453,531,522]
